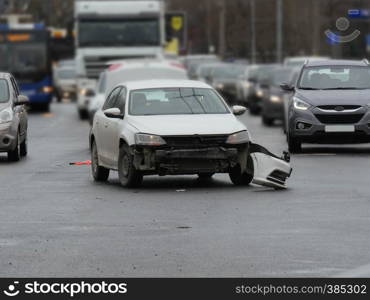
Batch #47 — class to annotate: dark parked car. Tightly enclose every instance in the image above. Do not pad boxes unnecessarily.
[0,73,29,161]
[261,66,299,126]
[283,59,370,153]
[211,63,248,102]
[248,64,280,115]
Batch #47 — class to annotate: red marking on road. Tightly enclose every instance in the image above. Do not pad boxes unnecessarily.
[69,160,91,166]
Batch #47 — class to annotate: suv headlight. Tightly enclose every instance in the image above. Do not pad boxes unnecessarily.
[135,133,166,146]
[293,97,310,110]
[0,107,13,124]
[226,130,250,144]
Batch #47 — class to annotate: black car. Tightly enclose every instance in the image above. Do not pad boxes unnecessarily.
[261,66,299,126]
[283,59,370,153]
[248,64,280,115]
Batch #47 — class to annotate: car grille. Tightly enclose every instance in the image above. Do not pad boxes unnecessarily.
[267,170,289,185]
[314,114,364,124]
[317,105,361,111]
[163,135,228,148]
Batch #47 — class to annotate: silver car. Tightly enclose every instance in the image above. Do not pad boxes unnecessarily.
[0,73,29,161]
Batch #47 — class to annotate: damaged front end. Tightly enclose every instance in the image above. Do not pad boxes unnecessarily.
[130,134,292,189]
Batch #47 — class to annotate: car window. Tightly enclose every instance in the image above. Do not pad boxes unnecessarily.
[103,87,122,110]
[0,79,9,103]
[115,87,127,114]
[10,77,19,96]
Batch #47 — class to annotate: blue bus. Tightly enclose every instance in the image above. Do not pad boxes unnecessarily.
[0,24,53,111]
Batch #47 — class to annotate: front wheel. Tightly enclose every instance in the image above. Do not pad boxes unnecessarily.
[91,141,110,182]
[229,154,254,186]
[118,144,143,188]
[287,133,301,153]
[262,115,274,126]
[8,132,21,162]
[20,135,28,157]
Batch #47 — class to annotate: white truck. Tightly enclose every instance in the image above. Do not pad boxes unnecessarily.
[74,0,165,119]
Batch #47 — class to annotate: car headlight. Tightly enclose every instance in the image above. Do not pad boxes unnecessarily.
[293,97,310,110]
[216,83,224,90]
[270,95,282,103]
[135,133,166,146]
[243,82,251,89]
[0,107,13,124]
[80,88,87,96]
[226,130,250,144]
[256,89,264,97]
[42,86,53,93]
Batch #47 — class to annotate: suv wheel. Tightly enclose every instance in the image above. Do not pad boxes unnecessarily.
[262,115,274,126]
[8,132,21,162]
[118,144,143,188]
[287,133,301,153]
[91,141,110,181]
[229,154,254,186]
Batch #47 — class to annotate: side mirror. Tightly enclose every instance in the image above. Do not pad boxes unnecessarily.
[232,105,247,116]
[15,95,29,106]
[85,88,95,97]
[280,83,295,92]
[103,107,123,119]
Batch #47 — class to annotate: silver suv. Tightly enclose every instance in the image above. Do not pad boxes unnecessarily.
[0,73,29,161]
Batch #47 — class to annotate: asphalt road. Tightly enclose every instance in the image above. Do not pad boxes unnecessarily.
[1,102,370,277]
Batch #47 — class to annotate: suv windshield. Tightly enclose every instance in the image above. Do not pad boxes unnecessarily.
[299,66,370,90]
[129,88,229,116]
[0,79,9,103]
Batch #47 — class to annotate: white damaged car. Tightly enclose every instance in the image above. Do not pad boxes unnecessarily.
[90,80,292,189]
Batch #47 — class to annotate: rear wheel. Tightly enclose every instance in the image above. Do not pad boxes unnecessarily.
[262,115,274,126]
[78,109,88,120]
[229,154,254,186]
[118,144,143,188]
[7,132,21,162]
[91,141,110,181]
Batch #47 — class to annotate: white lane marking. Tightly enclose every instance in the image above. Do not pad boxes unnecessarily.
[338,263,370,277]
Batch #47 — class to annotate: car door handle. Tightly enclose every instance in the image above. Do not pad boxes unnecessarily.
[104,123,109,128]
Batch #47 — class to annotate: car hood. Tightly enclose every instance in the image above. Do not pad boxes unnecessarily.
[127,114,246,136]
[269,86,284,97]
[296,89,370,106]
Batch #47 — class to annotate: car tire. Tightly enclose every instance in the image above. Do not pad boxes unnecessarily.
[118,144,143,188]
[287,133,301,153]
[229,154,254,186]
[20,135,28,157]
[262,115,274,126]
[78,109,88,120]
[198,173,215,179]
[7,132,21,162]
[91,141,110,182]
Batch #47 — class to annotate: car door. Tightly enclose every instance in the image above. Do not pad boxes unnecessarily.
[108,87,127,167]
[96,86,121,165]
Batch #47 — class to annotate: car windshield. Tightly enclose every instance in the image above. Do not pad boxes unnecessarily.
[299,66,370,90]
[212,65,245,79]
[57,69,76,79]
[129,88,229,116]
[0,79,9,103]
[78,18,160,47]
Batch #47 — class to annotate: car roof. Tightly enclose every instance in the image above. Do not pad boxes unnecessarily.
[119,80,212,90]
[0,72,11,79]
[305,59,369,67]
